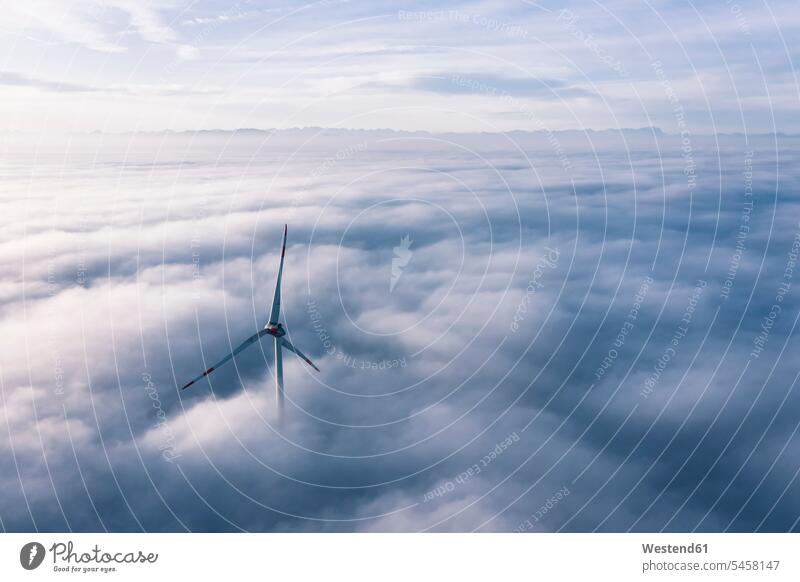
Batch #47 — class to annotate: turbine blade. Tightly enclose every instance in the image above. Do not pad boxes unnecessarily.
[269,224,288,325]
[275,336,284,418]
[181,329,269,390]
[280,337,320,372]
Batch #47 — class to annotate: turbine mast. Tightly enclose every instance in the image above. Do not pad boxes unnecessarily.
[275,336,284,423]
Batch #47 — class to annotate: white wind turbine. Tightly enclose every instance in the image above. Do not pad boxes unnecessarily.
[181,225,319,419]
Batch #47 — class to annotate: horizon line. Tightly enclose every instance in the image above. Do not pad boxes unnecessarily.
[2,126,798,138]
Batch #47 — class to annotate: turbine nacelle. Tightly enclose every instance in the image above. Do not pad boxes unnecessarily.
[265,323,286,337]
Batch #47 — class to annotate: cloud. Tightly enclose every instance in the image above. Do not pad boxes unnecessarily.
[2,0,178,53]
[1,128,799,532]
[411,73,596,100]
[0,70,101,93]
[0,70,224,98]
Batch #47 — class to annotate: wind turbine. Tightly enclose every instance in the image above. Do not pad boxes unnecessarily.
[181,225,319,419]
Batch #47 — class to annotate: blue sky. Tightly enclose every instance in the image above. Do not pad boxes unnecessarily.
[0,0,798,133]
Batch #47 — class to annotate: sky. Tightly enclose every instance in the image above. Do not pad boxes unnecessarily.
[0,0,798,133]
[1,1,800,533]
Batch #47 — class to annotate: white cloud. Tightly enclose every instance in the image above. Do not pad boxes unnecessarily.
[1,123,799,531]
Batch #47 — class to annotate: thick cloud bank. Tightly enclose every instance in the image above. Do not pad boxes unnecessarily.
[1,129,800,531]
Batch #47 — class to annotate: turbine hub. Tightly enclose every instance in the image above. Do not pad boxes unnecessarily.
[266,323,286,337]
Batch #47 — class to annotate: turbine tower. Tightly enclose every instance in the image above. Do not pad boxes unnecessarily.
[181,225,319,422]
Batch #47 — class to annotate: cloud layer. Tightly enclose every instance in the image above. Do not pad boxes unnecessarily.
[2,128,800,531]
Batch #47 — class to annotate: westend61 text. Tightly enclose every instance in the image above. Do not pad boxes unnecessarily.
[642,543,708,554]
